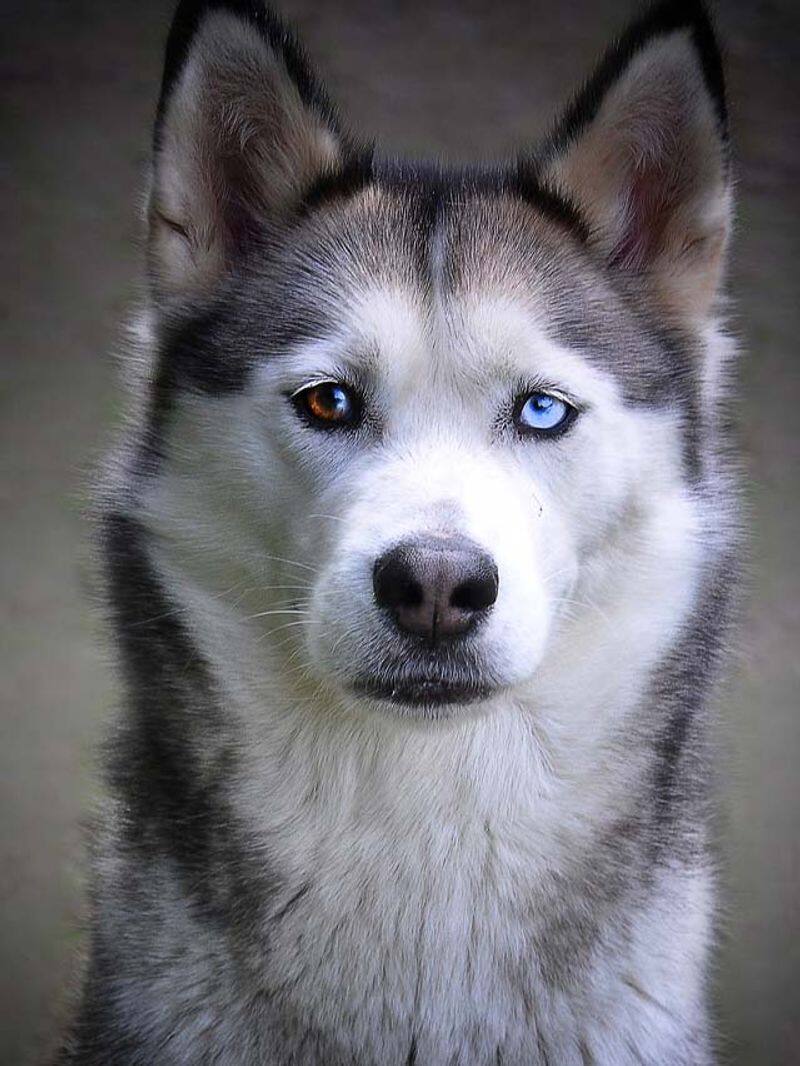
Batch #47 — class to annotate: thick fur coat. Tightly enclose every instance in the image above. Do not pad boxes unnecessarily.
[59,2,739,1063]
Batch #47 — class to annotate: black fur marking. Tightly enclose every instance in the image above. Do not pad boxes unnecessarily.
[372,159,589,244]
[101,510,285,935]
[132,300,251,478]
[102,512,234,910]
[507,158,590,242]
[271,882,311,923]
[160,301,252,395]
[301,148,376,213]
[540,0,727,164]
[134,268,336,474]
[406,1035,418,1065]
[53,511,293,1061]
[649,550,738,848]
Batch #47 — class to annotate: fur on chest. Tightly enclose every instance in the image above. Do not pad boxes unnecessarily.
[108,807,710,1066]
[200,712,709,1064]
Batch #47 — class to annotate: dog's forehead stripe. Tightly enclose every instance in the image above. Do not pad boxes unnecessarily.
[289,183,700,411]
[140,177,701,481]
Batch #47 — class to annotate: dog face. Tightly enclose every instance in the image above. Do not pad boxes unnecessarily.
[137,2,731,722]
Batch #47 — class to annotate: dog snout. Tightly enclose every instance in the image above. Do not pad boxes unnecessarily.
[372,536,499,643]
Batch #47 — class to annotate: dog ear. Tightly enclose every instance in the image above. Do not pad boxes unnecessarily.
[148,1,351,298]
[540,1,730,323]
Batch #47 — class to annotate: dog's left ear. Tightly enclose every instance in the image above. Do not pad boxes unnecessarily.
[540,1,731,323]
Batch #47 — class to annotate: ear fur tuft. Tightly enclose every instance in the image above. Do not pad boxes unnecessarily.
[155,0,342,153]
[539,0,731,323]
[148,1,359,299]
[542,0,727,164]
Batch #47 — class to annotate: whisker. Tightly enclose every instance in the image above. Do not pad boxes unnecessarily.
[243,608,310,622]
[555,595,611,625]
[260,553,318,574]
[306,513,347,523]
[328,618,365,657]
[129,577,251,627]
[541,566,573,586]
[270,619,320,632]
[240,583,314,594]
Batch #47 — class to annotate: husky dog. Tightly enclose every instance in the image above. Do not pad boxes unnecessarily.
[59,0,739,1062]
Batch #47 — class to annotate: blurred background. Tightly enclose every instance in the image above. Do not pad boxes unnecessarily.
[1,1,797,1062]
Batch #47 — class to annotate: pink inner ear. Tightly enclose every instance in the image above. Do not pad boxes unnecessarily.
[611,158,676,271]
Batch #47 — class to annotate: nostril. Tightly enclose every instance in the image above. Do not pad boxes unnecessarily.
[373,552,424,610]
[450,563,499,614]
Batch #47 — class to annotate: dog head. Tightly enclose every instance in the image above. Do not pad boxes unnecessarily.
[135,1,731,722]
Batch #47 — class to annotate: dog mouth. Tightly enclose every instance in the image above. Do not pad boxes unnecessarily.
[336,629,503,713]
[352,673,497,709]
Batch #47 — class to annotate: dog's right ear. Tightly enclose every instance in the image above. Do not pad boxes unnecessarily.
[148,1,351,299]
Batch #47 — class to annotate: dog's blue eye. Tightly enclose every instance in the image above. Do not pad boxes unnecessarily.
[294,381,361,429]
[514,391,575,436]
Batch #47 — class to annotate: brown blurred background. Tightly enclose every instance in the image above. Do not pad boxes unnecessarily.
[1,1,798,1062]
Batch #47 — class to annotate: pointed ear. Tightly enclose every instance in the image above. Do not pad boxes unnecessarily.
[148,1,351,298]
[540,1,731,324]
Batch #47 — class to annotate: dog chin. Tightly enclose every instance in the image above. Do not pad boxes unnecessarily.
[350,674,500,720]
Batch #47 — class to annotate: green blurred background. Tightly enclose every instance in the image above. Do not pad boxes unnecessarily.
[2,1,798,1062]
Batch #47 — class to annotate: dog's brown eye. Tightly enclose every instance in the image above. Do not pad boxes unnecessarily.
[293,381,361,429]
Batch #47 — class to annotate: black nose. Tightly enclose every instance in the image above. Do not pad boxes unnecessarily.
[373,536,499,643]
